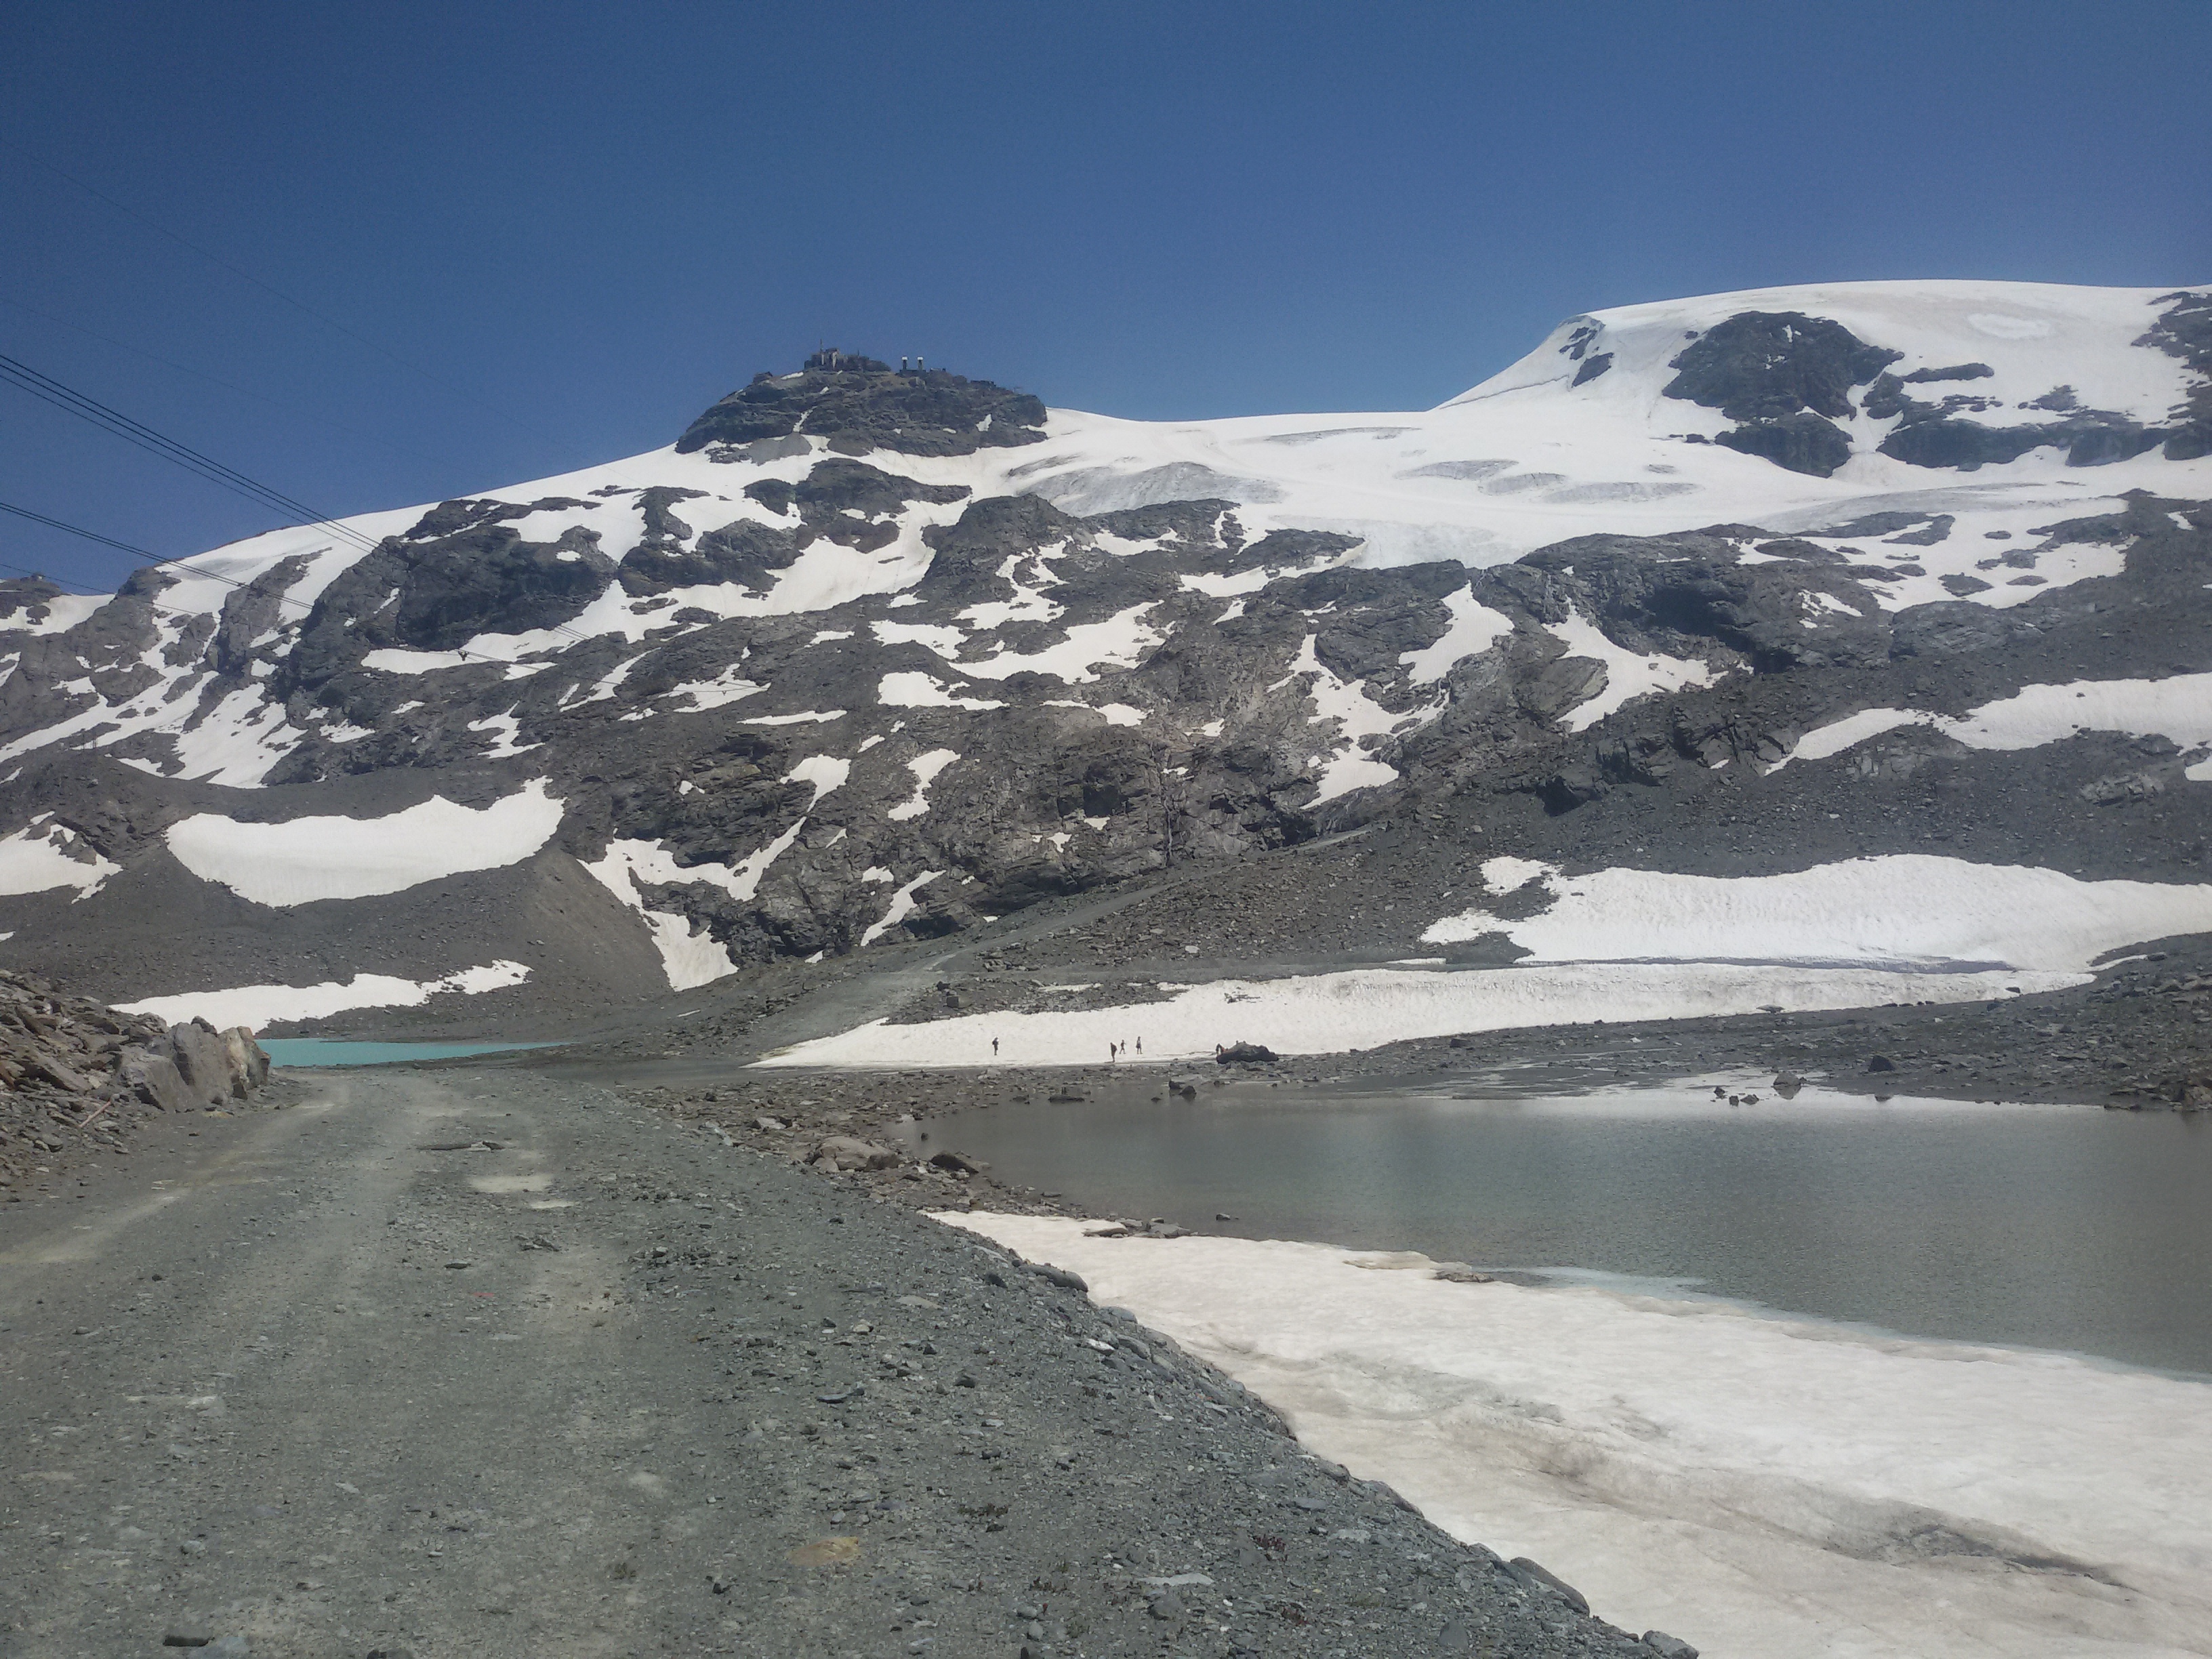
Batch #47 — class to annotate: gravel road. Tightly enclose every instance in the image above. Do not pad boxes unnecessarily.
[0,1069,1671,1659]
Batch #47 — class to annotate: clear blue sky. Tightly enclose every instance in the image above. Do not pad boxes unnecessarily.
[4,0,2207,594]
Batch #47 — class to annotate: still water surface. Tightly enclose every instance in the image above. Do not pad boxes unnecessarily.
[261,1038,560,1067]
[907,1077,2212,1375]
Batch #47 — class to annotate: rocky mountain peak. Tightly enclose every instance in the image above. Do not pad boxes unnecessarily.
[675,353,1048,458]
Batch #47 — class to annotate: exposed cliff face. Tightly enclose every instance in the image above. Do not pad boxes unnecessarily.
[1,281,2207,1038]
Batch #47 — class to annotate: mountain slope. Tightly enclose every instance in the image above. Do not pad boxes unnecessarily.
[1,283,2207,1049]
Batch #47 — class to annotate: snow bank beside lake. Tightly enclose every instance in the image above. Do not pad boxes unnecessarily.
[947,1212,2212,1659]
[754,961,2074,1067]
[116,960,531,1030]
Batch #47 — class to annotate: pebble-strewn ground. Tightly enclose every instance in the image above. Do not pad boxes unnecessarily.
[0,1066,1682,1659]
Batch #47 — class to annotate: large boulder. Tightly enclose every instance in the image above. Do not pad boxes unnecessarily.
[811,1135,899,1172]
[119,1045,195,1113]
[1216,1042,1279,1065]
[168,1019,241,1105]
[222,1027,272,1091]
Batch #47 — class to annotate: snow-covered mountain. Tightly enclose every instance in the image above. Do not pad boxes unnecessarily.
[2,280,2208,1040]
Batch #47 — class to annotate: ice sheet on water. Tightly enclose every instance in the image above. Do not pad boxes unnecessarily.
[946,1210,2212,1659]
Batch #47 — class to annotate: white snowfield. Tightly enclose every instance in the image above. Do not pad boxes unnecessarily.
[1547,609,1721,732]
[1782,672,2212,774]
[885,748,959,821]
[581,822,805,989]
[859,869,943,947]
[163,779,565,906]
[1399,586,1515,684]
[1420,854,2212,972]
[0,823,119,899]
[1285,634,1439,804]
[754,960,2074,1069]
[758,853,2199,1067]
[3,279,2203,796]
[948,1211,2212,1659]
[116,960,531,1030]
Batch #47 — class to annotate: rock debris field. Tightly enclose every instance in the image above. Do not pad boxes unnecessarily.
[0,1066,1683,1659]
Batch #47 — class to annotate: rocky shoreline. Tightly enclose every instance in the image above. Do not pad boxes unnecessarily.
[0,969,283,1198]
[573,1075,1698,1658]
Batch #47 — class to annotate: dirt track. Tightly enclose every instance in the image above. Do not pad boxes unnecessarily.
[0,1069,1659,1659]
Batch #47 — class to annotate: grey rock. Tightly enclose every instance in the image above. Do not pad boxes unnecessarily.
[120,1048,194,1114]
[167,1020,237,1107]
[1508,1555,1589,1614]
[811,1136,899,1172]
[221,1027,271,1089]
[1215,1042,1278,1065]
[1642,1633,1700,1658]
[678,361,1046,458]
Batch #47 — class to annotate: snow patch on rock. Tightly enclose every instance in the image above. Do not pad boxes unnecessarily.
[0,824,119,899]
[1419,855,2212,972]
[164,780,565,906]
[116,960,531,1030]
[1782,673,2212,771]
[886,750,958,821]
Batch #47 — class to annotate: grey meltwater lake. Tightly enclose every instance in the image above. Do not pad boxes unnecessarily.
[260,1038,562,1066]
[901,1077,2212,1377]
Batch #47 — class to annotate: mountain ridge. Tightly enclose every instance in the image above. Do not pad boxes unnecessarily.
[1,279,2207,1061]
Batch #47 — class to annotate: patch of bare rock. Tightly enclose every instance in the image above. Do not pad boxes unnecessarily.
[0,970,280,1197]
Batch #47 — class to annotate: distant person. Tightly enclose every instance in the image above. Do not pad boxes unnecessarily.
[1135,1036,1143,1055]
[991,1036,999,1057]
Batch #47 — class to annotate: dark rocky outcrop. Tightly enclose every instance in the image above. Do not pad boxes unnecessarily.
[676,360,1047,457]
[2134,289,2212,460]
[1713,411,1853,477]
[619,516,798,598]
[1216,1041,1279,1064]
[286,520,618,687]
[0,574,70,626]
[1662,311,1901,475]
[1878,410,2163,470]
